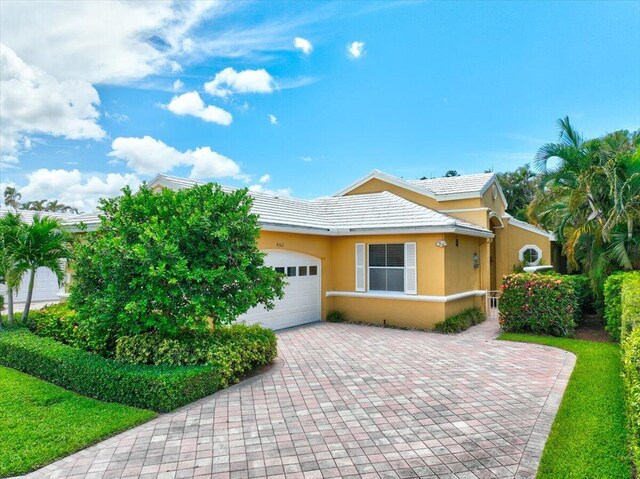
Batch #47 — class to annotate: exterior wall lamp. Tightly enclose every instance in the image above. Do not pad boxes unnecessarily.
[436,240,448,248]
[473,253,480,269]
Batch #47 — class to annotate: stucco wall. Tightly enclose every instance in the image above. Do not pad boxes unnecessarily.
[443,234,482,295]
[497,222,552,279]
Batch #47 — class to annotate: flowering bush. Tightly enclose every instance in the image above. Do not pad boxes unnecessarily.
[499,273,578,337]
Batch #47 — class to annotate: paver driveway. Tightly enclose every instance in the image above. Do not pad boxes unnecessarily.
[25,319,574,479]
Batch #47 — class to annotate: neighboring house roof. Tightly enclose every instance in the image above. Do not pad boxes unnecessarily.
[0,208,79,224]
[149,174,493,237]
[334,169,508,206]
[504,214,556,240]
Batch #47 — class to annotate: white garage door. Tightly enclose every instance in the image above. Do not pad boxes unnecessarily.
[239,250,321,330]
[0,267,62,303]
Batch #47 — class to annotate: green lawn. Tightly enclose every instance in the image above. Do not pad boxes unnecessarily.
[0,366,155,478]
[499,334,631,478]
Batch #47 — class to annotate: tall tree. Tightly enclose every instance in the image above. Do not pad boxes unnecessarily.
[529,116,640,293]
[0,212,25,325]
[3,187,21,210]
[495,164,539,221]
[13,214,71,321]
[444,170,460,177]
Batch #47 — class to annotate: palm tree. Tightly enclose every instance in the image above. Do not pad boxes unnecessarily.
[530,116,640,293]
[13,214,71,321]
[0,212,25,325]
[3,187,22,210]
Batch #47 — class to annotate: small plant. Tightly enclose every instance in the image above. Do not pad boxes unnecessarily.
[326,310,346,323]
[434,308,485,333]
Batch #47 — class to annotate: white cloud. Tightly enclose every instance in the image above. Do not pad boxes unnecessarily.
[172,79,184,91]
[104,111,130,123]
[204,67,276,97]
[165,91,232,125]
[248,184,291,197]
[293,37,313,55]
[18,168,141,211]
[0,1,218,84]
[259,174,271,183]
[0,44,105,164]
[301,156,313,162]
[108,135,243,180]
[268,114,278,125]
[347,41,365,59]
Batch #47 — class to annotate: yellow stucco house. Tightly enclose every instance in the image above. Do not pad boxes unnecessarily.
[139,170,555,331]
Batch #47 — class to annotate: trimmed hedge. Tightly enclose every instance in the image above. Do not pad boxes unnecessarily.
[434,307,485,334]
[605,272,640,342]
[620,274,640,471]
[0,326,277,412]
[499,273,578,337]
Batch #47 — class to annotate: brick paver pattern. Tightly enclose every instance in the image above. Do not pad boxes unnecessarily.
[24,319,575,479]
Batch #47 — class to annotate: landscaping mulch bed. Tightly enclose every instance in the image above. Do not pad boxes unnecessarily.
[575,313,610,343]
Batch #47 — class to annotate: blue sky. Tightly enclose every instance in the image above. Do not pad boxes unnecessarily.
[1,0,639,210]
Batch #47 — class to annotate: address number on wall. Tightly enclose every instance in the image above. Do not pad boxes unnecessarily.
[276,242,285,248]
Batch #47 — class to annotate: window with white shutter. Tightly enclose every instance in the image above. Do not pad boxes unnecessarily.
[355,243,366,292]
[404,242,417,294]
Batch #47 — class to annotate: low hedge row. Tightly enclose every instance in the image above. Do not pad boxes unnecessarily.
[499,273,579,337]
[434,307,485,334]
[0,325,277,412]
[620,273,640,471]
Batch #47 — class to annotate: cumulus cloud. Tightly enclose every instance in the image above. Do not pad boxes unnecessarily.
[204,67,276,97]
[0,1,217,84]
[259,174,271,183]
[172,79,184,91]
[347,41,365,58]
[248,184,291,197]
[0,44,106,165]
[293,37,313,55]
[165,91,232,125]
[17,168,141,211]
[268,114,278,125]
[108,135,243,180]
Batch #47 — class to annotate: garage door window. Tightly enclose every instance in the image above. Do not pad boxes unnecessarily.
[275,267,285,274]
[369,244,405,292]
[287,266,297,277]
[309,265,318,276]
[299,266,308,276]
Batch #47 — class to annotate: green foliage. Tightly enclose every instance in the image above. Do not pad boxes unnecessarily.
[530,117,640,296]
[69,184,285,353]
[603,272,638,342]
[115,324,277,389]
[27,303,83,347]
[499,273,578,337]
[0,295,3,313]
[434,307,485,333]
[621,275,640,342]
[560,274,593,318]
[0,366,154,477]
[495,164,539,221]
[499,334,630,478]
[326,310,346,323]
[0,329,225,411]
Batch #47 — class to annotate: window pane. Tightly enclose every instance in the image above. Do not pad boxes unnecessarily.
[369,244,386,267]
[524,248,539,263]
[387,268,405,292]
[387,244,405,267]
[275,267,285,274]
[309,265,318,276]
[369,268,386,291]
[287,266,297,277]
[299,266,308,276]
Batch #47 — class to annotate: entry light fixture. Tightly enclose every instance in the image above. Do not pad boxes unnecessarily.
[435,240,448,248]
[473,253,480,269]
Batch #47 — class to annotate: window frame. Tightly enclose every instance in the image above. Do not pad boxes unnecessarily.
[519,244,543,266]
[367,243,405,292]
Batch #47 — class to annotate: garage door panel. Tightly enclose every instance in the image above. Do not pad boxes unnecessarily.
[0,267,61,303]
[239,250,321,330]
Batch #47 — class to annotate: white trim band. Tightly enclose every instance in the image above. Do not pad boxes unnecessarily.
[326,290,486,302]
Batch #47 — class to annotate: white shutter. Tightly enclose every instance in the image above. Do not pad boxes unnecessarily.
[355,243,366,292]
[404,242,417,295]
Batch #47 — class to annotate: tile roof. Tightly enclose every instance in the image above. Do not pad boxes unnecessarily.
[0,208,79,224]
[406,173,496,196]
[150,174,491,236]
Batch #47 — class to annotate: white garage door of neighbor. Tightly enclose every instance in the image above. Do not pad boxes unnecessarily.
[239,250,321,330]
[0,267,62,303]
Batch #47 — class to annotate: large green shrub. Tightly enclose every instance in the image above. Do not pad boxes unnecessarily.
[434,307,485,334]
[69,184,285,354]
[605,272,640,342]
[560,274,593,318]
[620,274,640,471]
[115,324,277,388]
[499,273,578,337]
[0,327,276,411]
[26,303,83,347]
